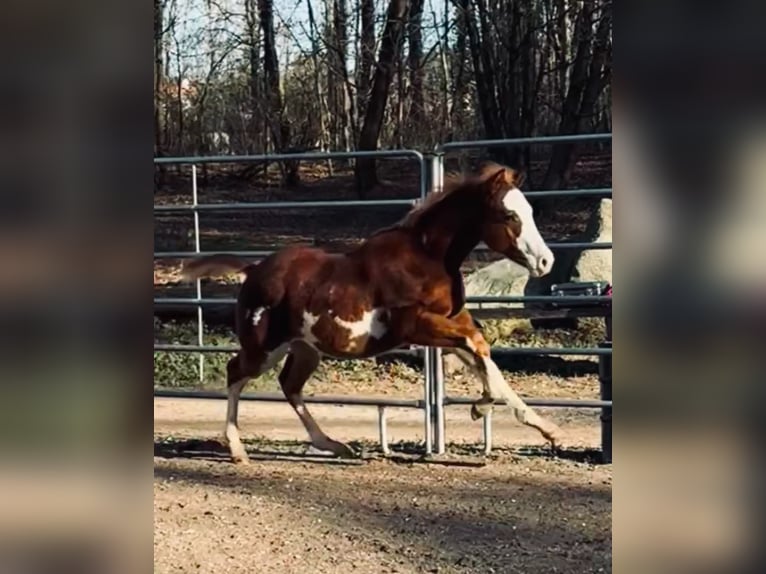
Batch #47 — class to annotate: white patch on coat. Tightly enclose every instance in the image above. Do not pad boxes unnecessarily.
[333,308,388,340]
[250,306,266,326]
[300,311,321,345]
[502,187,554,276]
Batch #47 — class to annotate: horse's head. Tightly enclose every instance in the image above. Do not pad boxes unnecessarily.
[479,167,554,278]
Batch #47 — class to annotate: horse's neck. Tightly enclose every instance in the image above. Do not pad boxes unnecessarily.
[418,202,481,273]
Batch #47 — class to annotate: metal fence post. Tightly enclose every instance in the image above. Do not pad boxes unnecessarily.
[377,406,390,455]
[423,347,433,455]
[191,165,204,384]
[483,411,493,456]
[599,340,612,463]
[433,348,446,455]
[427,153,448,455]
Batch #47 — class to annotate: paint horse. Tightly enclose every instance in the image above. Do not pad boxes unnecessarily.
[182,163,563,463]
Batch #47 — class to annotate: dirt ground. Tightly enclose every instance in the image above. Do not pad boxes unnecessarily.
[154,398,611,574]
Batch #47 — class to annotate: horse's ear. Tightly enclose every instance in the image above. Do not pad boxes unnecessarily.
[487,168,514,192]
[515,170,527,188]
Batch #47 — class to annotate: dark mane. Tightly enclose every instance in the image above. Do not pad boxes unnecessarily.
[396,161,521,229]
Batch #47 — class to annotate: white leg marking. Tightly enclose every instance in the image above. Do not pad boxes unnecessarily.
[250,306,266,326]
[479,355,554,432]
[225,378,249,461]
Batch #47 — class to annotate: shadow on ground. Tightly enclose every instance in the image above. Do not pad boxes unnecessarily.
[154,450,611,573]
[154,436,605,467]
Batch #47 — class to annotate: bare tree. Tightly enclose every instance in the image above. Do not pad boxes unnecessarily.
[540,0,612,195]
[355,0,409,194]
[357,0,376,121]
[408,0,425,124]
[153,0,611,184]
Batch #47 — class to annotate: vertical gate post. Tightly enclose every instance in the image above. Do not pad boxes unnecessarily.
[192,165,204,383]
[428,153,447,455]
[420,154,434,456]
[599,332,612,463]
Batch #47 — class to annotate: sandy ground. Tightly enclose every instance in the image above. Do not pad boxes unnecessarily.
[154,398,611,573]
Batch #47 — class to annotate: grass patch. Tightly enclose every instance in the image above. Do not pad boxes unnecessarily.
[154,316,607,390]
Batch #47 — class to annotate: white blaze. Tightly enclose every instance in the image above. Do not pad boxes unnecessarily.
[502,187,554,276]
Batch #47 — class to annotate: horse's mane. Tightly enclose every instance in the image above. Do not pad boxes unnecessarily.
[396,161,521,229]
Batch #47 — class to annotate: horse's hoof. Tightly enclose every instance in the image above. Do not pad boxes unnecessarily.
[542,425,566,452]
[331,442,357,459]
[312,439,357,459]
[231,453,250,465]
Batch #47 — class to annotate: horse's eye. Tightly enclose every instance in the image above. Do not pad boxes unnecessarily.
[506,212,520,223]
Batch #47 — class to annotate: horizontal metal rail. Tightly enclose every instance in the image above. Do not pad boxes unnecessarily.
[155,198,416,214]
[154,388,424,408]
[491,346,611,356]
[154,298,237,306]
[153,295,611,307]
[154,188,611,212]
[153,388,606,409]
[153,241,612,259]
[524,188,611,199]
[467,295,610,304]
[438,133,612,152]
[154,344,238,353]
[154,191,611,215]
[475,241,612,251]
[470,306,611,320]
[155,149,425,165]
[153,343,610,357]
[444,396,611,409]
[154,251,271,259]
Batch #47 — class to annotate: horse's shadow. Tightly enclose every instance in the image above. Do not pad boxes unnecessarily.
[154,437,605,467]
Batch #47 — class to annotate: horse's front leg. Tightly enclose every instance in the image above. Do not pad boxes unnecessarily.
[407,309,564,448]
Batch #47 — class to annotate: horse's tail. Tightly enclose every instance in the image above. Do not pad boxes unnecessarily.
[180,254,253,282]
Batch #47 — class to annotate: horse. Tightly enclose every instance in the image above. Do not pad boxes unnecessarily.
[181,163,562,463]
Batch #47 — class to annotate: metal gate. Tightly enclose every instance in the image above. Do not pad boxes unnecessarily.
[153,136,613,460]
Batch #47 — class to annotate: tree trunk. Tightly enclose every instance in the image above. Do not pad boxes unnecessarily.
[435,3,452,140]
[306,0,332,173]
[450,0,469,137]
[355,0,409,195]
[333,0,356,150]
[257,0,296,185]
[541,0,595,193]
[154,0,165,183]
[357,0,376,124]
[576,1,611,132]
[407,0,425,125]
[463,0,503,153]
[537,0,611,217]
[245,0,261,154]
[396,43,405,148]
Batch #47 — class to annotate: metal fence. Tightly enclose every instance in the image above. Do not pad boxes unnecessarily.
[153,135,612,461]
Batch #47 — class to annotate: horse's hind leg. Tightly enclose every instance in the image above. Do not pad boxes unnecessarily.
[279,341,356,458]
[223,353,256,464]
[224,346,288,464]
